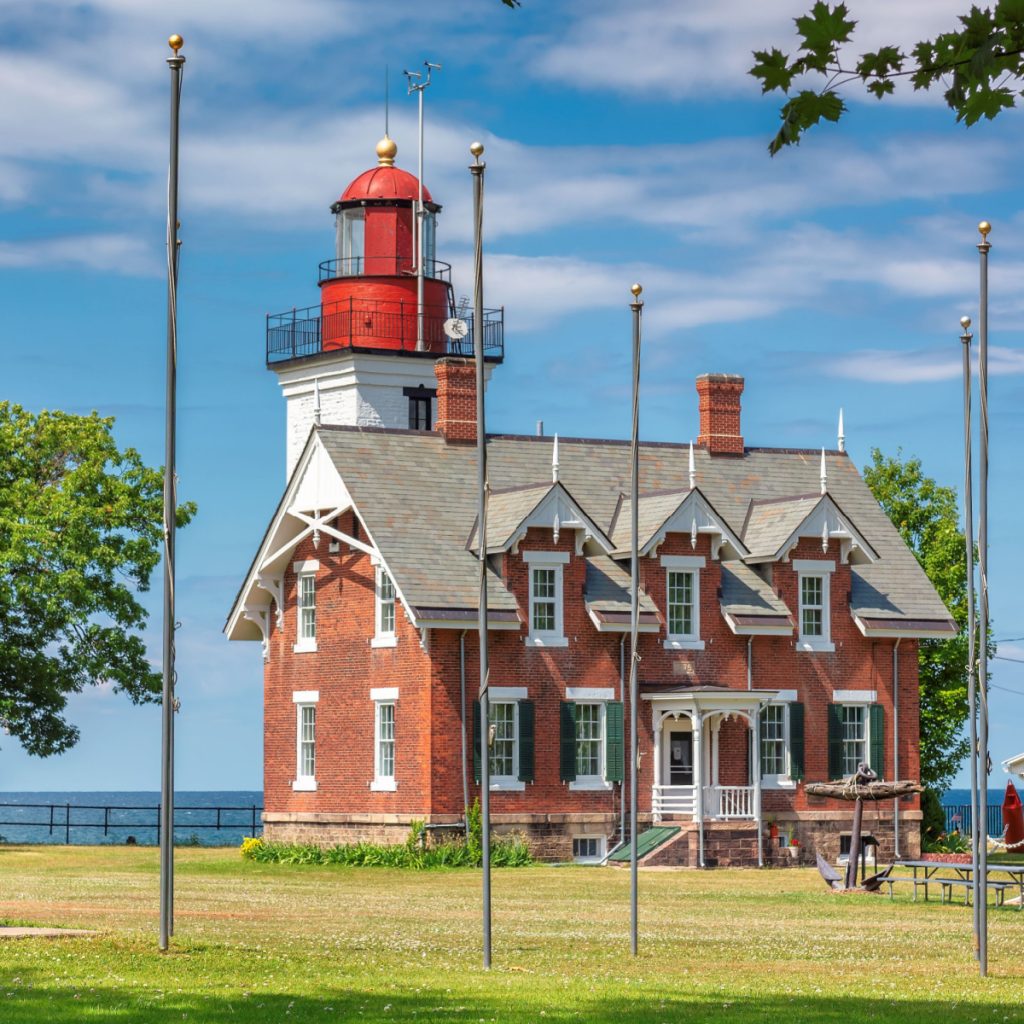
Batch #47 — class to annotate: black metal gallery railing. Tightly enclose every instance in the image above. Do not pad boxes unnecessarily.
[318,256,452,283]
[0,801,263,847]
[266,299,505,365]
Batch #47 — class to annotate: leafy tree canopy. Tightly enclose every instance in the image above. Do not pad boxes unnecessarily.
[0,404,195,756]
[863,448,977,792]
[752,1,1024,153]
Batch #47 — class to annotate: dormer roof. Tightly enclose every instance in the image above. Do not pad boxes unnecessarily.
[741,493,878,565]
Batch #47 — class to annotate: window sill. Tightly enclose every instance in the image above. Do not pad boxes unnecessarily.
[525,636,568,648]
[489,778,526,792]
[796,640,835,653]
[569,779,613,792]
[761,777,797,791]
[293,641,318,654]
[663,638,705,651]
[292,778,317,792]
[371,635,398,649]
[370,778,397,792]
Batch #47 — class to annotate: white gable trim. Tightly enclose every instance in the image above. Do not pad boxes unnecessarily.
[640,489,748,561]
[766,495,877,565]
[226,432,418,643]
[503,484,613,556]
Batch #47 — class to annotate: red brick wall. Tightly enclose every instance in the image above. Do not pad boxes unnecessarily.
[262,520,919,835]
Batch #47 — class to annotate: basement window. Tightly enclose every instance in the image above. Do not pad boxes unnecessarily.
[572,836,606,864]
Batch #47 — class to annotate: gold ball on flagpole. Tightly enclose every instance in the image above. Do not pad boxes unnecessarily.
[470,141,485,158]
[960,315,971,330]
[630,283,643,297]
[168,34,184,53]
[978,220,991,238]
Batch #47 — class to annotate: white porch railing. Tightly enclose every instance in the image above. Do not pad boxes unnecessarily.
[652,784,697,818]
[703,785,755,820]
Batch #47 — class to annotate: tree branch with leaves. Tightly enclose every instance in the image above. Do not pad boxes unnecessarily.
[752,1,1024,154]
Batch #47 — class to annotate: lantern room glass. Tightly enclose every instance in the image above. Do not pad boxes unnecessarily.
[336,207,365,271]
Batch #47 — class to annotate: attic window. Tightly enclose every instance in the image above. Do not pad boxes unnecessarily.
[404,386,436,431]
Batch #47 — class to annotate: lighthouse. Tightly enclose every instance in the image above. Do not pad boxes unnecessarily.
[266,136,504,475]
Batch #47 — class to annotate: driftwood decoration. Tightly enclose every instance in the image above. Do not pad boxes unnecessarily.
[808,764,924,890]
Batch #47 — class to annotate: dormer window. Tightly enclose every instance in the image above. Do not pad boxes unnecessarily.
[524,551,569,648]
[661,555,705,650]
[794,559,835,652]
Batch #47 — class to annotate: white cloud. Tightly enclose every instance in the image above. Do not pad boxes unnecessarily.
[0,233,159,275]
[827,345,1024,383]
[530,0,967,101]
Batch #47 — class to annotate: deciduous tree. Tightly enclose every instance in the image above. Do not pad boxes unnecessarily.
[0,404,195,756]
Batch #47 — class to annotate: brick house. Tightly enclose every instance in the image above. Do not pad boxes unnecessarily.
[225,138,955,866]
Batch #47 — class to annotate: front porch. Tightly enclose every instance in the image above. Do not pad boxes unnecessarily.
[643,685,777,866]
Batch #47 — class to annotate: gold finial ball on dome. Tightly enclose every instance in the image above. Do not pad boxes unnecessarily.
[630,283,643,297]
[979,220,991,238]
[469,141,485,158]
[960,315,972,330]
[168,34,184,53]
[376,135,398,167]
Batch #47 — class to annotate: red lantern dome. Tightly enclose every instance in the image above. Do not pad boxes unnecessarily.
[340,137,433,204]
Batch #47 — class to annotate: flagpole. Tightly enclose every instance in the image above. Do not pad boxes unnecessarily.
[976,220,991,978]
[160,32,185,953]
[628,283,643,957]
[470,140,491,970]
[959,314,979,959]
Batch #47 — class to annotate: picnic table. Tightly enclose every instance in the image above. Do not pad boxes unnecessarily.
[885,859,1024,908]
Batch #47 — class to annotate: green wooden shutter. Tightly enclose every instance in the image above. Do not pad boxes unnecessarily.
[827,704,844,780]
[472,700,481,784]
[869,704,885,779]
[789,702,805,781]
[605,701,624,782]
[518,700,535,783]
[560,702,577,782]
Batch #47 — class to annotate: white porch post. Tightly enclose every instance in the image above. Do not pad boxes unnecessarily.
[753,713,764,867]
[695,711,705,867]
[652,709,662,823]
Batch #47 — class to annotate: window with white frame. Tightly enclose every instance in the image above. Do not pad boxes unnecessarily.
[489,702,517,780]
[661,555,705,649]
[794,560,834,651]
[371,688,398,791]
[760,704,787,776]
[524,551,568,646]
[575,703,604,779]
[293,560,319,653]
[841,704,867,776]
[572,835,607,864]
[372,566,397,647]
[292,690,319,791]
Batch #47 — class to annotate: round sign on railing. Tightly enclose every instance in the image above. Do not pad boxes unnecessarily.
[443,317,469,340]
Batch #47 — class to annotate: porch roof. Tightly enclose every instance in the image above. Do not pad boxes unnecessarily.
[640,684,779,712]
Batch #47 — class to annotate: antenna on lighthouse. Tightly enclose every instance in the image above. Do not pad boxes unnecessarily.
[405,60,442,354]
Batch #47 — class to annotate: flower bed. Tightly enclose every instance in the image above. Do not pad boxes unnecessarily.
[921,852,972,864]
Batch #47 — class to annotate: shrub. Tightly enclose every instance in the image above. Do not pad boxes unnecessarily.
[239,813,532,869]
[920,788,947,845]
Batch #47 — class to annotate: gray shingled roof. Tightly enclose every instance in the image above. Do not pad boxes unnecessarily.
[584,556,659,618]
[466,483,551,553]
[742,495,821,561]
[315,426,954,627]
[610,490,689,553]
[720,562,792,620]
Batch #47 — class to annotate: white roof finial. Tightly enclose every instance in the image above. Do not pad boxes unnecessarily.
[552,433,559,483]
[837,408,845,453]
[313,378,322,426]
[820,447,827,495]
[688,440,696,490]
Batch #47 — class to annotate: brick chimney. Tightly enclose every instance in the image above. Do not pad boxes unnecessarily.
[696,373,744,455]
[434,358,477,443]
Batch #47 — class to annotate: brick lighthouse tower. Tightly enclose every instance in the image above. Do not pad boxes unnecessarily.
[266,135,504,475]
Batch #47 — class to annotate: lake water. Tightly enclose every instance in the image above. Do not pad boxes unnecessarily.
[0,791,263,847]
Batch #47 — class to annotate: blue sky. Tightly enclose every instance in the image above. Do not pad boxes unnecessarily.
[1,0,1022,792]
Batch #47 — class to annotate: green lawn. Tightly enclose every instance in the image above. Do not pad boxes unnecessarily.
[0,846,1021,1022]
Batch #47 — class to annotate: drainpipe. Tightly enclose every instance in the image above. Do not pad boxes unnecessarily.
[620,634,627,846]
[460,630,470,839]
[892,637,901,859]
[748,636,764,866]
[746,635,752,690]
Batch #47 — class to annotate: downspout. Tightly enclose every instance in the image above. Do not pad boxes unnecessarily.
[460,629,470,839]
[747,635,752,689]
[620,633,627,845]
[892,637,901,859]
[749,636,764,867]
